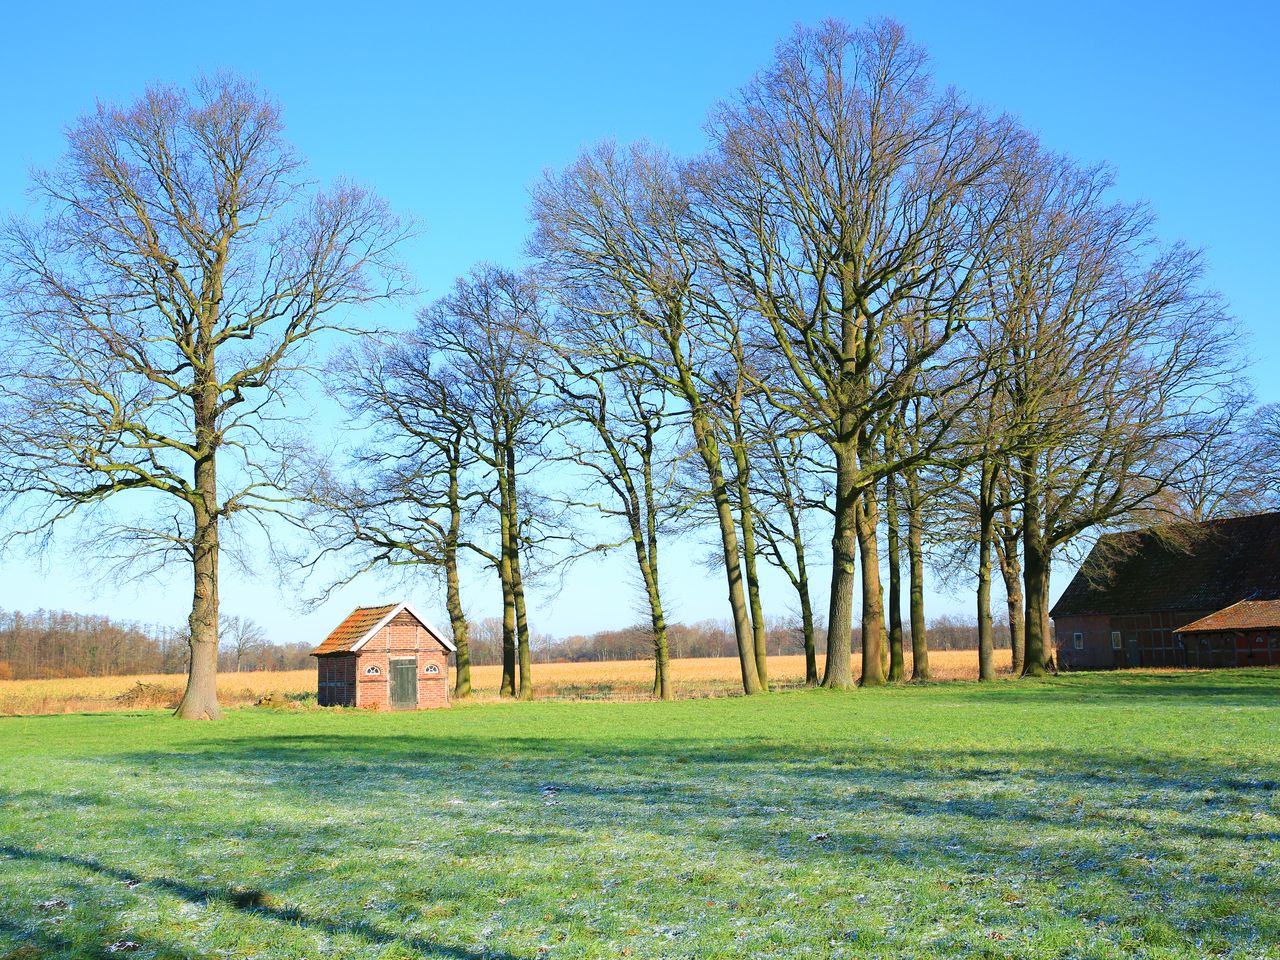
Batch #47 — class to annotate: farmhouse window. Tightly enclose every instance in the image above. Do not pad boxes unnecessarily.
[424,663,441,675]
[364,664,381,676]
[1073,632,1084,650]
[1111,631,1122,650]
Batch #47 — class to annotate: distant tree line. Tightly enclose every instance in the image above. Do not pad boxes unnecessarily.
[0,608,310,680]
[0,604,1004,680]
[458,614,1007,666]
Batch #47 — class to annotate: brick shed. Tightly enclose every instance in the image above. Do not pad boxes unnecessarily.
[311,601,456,709]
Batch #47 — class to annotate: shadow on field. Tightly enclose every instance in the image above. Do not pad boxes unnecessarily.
[0,842,521,959]
[992,668,1280,704]
[8,727,1279,953]
[4,673,1279,955]
[104,730,1280,899]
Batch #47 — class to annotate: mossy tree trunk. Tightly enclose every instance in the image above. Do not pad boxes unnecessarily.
[976,460,997,682]
[822,437,859,689]
[856,480,887,687]
[885,471,906,683]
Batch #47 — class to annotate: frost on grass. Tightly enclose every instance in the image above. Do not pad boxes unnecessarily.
[0,674,1278,958]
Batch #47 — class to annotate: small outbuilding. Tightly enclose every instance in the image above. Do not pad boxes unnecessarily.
[1174,600,1280,668]
[311,601,456,709]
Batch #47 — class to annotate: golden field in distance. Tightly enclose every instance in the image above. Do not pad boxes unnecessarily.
[0,649,1014,715]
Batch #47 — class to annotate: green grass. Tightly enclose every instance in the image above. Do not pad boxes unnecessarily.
[2,671,1278,959]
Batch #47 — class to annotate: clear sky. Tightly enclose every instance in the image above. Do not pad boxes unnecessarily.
[0,1,1276,646]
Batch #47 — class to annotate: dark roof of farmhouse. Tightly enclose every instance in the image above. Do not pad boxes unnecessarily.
[1051,512,1280,618]
[1176,599,1280,634]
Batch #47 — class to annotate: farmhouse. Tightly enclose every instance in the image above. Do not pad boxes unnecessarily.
[1052,512,1280,670]
[312,601,456,708]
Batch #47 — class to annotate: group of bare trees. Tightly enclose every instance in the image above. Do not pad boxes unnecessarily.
[0,23,1262,716]
[314,20,1244,700]
[0,608,297,680]
[0,609,187,679]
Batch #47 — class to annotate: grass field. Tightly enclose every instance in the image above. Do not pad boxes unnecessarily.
[1,670,1277,958]
[0,649,1011,714]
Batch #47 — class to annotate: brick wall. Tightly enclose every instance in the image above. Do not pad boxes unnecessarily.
[353,610,451,709]
[1055,614,1115,670]
[1057,610,1218,670]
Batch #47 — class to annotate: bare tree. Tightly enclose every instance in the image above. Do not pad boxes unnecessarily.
[1163,394,1279,522]
[986,150,1239,675]
[532,142,766,694]
[697,19,1013,687]
[546,321,681,698]
[420,266,552,699]
[220,615,267,672]
[0,77,407,718]
[302,341,479,698]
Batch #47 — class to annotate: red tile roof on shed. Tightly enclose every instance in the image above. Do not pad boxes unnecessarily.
[312,604,398,655]
[311,601,457,656]
[1176,600,1280,634]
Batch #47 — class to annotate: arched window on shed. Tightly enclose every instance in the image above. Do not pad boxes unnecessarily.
[364,664,381,676]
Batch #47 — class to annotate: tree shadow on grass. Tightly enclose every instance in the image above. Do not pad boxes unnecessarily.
[101,732,1280,894]
[0,909,204,960]
[9,733,1278,956]
[956,667,1280,705]
[0,844,522,959]
[9,675,1280,956]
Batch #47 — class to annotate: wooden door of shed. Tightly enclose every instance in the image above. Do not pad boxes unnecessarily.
[390,658,418,708]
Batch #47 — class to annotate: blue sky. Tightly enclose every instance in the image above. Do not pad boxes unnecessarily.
[0,1,1276,646]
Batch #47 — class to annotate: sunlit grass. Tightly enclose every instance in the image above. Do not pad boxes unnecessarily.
[1,670,1277,958]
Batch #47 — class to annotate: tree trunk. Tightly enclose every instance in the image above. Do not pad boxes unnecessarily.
[632,513,672,701]
[174,459,222,720]
[822,439,858,689]
[996,522,1025,674]
[506,448,533,700]
[689,417,760,694]
[445,445,471,698]
[885,473,905,682]
[645,564,672,701]
[667,330,759,694]
[995,471,1026,674]
[856,485,886,687]
[795,535,818,686]
[1022,542,1053,676]
[976,461,996,682]
[496,448,517,698]
[1021,468,1053,677]
[734,445,769,692]
[641,422,673,700]
[1006,582,1025,674]
[905,468,929,681]
[175,328,223,721]
[512,550,533,698]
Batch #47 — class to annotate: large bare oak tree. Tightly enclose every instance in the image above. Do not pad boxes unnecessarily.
[0,76,407,718]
